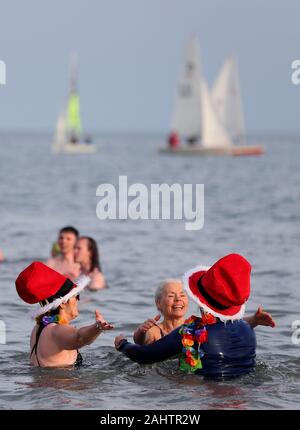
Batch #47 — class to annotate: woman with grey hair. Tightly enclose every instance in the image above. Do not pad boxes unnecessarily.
[117,254,276,378]
[133,277,275,346]
[134,279,188,345]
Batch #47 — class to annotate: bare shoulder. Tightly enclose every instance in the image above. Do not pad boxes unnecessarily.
[45,324,80,351]
[50,323,77,339]
[45,258,55,267]
[46,256,61,268]
[88,269,106,290]
[144,325,162,345]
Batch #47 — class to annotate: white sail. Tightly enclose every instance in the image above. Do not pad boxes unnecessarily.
[212,56,246,145]
[53,112,66,153]
[201,80,232,148]
[171,36,202,141]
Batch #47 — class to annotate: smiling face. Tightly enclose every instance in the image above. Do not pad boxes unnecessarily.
[156,281,188,319]
[58,232,77,255]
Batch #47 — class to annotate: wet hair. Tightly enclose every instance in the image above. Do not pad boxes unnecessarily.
[59,226,79,238]
[155,279,183,303]
[80,236,102,272]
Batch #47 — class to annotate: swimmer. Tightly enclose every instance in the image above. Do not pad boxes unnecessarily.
[46,226,80,280]
[16,262,113,368]
[133,279,275,345]
[116,254,275,378]
[74,237,106,290]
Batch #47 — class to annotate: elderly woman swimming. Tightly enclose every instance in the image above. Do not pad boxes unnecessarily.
[133,278,274,345]
[116,254,275,378]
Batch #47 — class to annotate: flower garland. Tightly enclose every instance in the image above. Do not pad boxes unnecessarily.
[41,315,67,326]
[179,313,217,373]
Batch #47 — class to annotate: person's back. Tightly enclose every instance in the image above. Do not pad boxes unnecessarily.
[30,323,78,367]
[116,318,256,378]
[199,320,256,377]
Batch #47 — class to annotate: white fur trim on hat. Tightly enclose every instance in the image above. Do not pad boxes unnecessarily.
[33,274,91,318]
[182,265,246,322]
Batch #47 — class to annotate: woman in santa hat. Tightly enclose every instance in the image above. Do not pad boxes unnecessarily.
[115,253,268,378]
[15,262,113,368]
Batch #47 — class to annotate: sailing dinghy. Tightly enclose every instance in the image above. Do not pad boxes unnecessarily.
[162,40,264,156]
[53,54,97,154]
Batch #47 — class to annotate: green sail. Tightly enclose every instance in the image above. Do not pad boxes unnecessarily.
[67,93,82,136]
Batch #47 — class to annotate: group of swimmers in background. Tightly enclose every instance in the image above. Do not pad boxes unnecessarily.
[0,225,105,290]
[46,225,106,291]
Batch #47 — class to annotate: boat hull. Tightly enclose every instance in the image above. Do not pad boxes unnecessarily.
[53,142,97,154]
[159,145,264,156]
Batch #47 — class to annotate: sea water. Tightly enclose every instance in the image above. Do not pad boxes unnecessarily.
[0,133,299,409]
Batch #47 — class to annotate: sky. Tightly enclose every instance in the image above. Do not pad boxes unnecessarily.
[0,0,300,134]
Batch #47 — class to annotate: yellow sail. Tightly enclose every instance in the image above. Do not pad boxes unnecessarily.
[67,93,82,136]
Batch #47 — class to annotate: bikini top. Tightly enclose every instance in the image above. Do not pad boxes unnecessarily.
[157,325,165,339]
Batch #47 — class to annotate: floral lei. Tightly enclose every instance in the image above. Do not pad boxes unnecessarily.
[179,313,217,373]
[41,315,67,326]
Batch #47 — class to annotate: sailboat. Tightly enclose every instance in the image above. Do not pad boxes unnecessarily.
[161,39,264,156]
[53,54,97,154]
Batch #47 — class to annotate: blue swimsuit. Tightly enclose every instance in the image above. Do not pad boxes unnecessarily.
[118,320,256,378]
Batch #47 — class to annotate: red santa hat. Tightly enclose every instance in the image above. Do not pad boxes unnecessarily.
[183,253,251,321]
[15,262,90,318]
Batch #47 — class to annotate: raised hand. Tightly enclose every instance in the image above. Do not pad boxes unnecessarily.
[254,306,275,328]
[95,310,114,331]
[136,314,161,334]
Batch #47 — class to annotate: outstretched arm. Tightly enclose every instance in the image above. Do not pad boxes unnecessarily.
[54,310,113,350]
[115,327,182,364]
